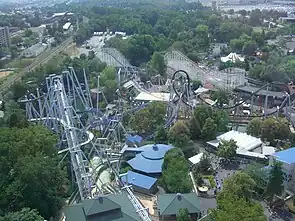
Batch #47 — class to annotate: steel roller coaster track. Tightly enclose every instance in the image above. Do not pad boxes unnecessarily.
[170,69,294,120]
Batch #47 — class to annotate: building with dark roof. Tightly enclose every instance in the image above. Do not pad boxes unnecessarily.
[0,27,10,48]
[121,170,158,194]
[234,85,287,107]
[157,193,201,221]
[64,192,141,221]
[127,144,174,176]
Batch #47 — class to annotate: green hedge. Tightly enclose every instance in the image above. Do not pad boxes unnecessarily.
[203,175,216,188]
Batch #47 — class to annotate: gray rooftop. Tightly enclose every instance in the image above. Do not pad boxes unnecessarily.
[26,43,46,51]
[235,85,286,99]
[158,193,201,216]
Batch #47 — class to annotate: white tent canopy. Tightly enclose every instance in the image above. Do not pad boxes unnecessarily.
[221,52,244,63]
[188,153,204,165]
[217,130,262,151]
[194,87,209,94]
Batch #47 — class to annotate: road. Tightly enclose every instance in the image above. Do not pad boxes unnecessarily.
[0,37,74,95]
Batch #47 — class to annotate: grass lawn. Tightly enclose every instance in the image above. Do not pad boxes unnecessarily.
[252,26,275,33]
[0,70,14,78]
[64,44,80,56]
[5,58,35,69]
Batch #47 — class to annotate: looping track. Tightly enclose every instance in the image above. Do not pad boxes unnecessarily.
[171,70,191,105]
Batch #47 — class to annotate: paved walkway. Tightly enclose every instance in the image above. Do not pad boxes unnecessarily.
[189,171,199,195]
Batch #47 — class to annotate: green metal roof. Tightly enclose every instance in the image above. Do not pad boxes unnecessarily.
[158,193,201,216]
[64,204,86,221]
[83,197,121,216]
[64,192,142,221]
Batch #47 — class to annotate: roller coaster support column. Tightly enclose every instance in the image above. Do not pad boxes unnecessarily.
[264,86,269,118]
[117,68,121,86]
[97,75,100,108]
[288,94,291,119]
[250,92,254,114]
[54,76,93,200]
[83,69,93,109]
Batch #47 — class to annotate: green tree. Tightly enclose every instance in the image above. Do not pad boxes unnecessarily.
[151,51,166,76]
[0,126,66,219]
[191,80,202,91]
[168,121,191,148]
[266,162,284,200]
[3,101,28,128]
[220,172,256,200]
[8,154,67,219]
[88,50,96,60]
[249,9,262,26]
[201,118,217,141]
[211,90,229,107]
[193,105,212,129]
[261,117,291,145]
[212,109,228,132]
[11,82,27,101]
[155,125,168,144]
[188,115,201,140]
[195,24,209,49]
[10,35,23,45]
[217,139,238,160]
[126,34,155,66]
[0,208,44,221]
[211,172,266,221]
[130,102,166,134]
[194,153,211,174]
[120,166,132,174]
[176,208,190,221]
[162,148,184,171]
[210,195,267,221]
[244,163,268,195]
[247,118,262,137]
[161,149,192,193]
[230,38,244,52]
[130,108,153,134]
[242,41,257,56]
[24,29,33,37]
[100,66,117,102]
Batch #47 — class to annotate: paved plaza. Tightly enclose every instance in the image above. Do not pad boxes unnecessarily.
[196,144,294,221]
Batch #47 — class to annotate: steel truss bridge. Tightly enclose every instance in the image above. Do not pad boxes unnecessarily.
[19,68,151,221]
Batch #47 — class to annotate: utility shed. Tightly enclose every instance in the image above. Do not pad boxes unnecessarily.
[157,193,201,220]
[121,171,158,194]
[64,192,141,221]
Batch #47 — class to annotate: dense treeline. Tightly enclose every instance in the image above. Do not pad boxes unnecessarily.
[73,6,259,65]
[0,125,68,220]
[71,4,295,82]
